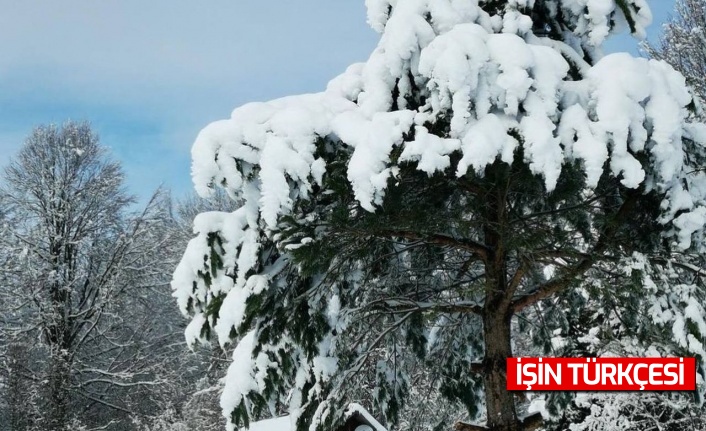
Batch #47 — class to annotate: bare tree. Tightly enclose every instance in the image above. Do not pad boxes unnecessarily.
[124,189,241,431]
[646,0,706,110]
[0,122,184,430]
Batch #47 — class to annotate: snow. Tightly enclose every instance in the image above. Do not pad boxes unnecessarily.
[191,94,355,227]
[221,331,259,431]
[416,23,490,135]
[335,109,416,210]
[365,0,393,33]
[629,250,706,361]
[184,312,207,348]
[241,416,292,431]
[456,114,517,176]
[560,0,652,46]
[346,404,388,431]
[527,397,548,420]
[237,404,387,431]
[672,206,706,250]
[399,125,460,174]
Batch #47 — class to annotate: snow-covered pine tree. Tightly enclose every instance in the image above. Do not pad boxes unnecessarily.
[173,1,706,430]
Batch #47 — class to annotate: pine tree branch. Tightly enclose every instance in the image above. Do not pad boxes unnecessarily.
[529,249,593,261]
[370,298,483,315]
[649,256,706,277]
[372,229,489,261]
[453,421,488,431]
[76,390,136,415]
[512,190,640,312]
[506,257,530,302]
[511,257,594,312]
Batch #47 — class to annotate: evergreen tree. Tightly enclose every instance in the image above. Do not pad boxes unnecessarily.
[173,1,706,430]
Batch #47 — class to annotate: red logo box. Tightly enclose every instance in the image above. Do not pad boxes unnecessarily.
[506,357,696,391]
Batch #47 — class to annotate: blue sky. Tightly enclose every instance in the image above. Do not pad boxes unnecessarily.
[0,1,676,200]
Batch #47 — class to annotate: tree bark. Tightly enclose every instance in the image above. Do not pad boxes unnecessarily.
[7,342,37,431]
[482,309,520,431]
[46,347,71,431]
[480,166,524,431]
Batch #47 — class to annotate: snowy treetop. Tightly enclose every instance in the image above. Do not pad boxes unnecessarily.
[188,0,704,249]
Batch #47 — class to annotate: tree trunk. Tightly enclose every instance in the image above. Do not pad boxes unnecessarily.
[46,347,71,431]
[482,309,520,431]
[480,165,522,431]
[7,342,37,431]
[45,232,73,431]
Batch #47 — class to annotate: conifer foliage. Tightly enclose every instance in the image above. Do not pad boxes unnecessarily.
[173,1,706,430]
